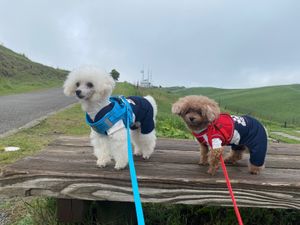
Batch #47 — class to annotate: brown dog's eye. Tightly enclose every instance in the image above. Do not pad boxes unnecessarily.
[197,110,202,115]
[185,109,191,115]
[76,82,80,87]
[87,82,94,88]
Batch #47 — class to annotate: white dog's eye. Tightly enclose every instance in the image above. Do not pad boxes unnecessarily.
[87,82,94,88]
[76,82,80,87]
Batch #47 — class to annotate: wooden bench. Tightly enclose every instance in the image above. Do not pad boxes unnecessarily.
[1,136,300,223]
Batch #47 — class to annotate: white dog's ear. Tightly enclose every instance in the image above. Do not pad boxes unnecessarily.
[63,74,76,96]
[100,74,116,97]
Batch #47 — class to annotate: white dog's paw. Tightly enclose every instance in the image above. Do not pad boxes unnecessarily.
[114,161,128,170]
[96,157,111,168]
[141,147,154,160]
[142,152,153,160]
[143,155,150,160]
[134,148,143,156]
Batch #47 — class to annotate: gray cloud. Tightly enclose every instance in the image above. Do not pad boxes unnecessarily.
[1,0,300,88]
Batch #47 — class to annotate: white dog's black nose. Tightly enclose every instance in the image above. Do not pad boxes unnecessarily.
[75,90,82,97]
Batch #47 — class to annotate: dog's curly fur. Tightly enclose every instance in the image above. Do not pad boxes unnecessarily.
[172,95,264,175]
[172,95,220,131]
[64,66,157,169]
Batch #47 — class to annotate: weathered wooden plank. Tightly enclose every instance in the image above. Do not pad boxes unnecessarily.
[1,174,300,209]
[18,145,300,170]
[51,136,300,156]
[2,157,300,190]
[2,141,300,186]
[3,157,300,186]
[1,137,300,209]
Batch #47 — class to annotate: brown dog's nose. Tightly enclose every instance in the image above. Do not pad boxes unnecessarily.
[189,117,195,122]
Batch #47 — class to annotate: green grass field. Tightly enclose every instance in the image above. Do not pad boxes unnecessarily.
[0,45,67,95]
[1,82,300,225]
[167,84,300,126]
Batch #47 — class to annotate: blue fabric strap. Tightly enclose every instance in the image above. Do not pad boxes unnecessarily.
[85,96,145,224]
[123,97,145,225]
[85,96,128,135]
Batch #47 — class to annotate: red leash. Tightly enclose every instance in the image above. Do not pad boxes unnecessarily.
[220,155,244,225]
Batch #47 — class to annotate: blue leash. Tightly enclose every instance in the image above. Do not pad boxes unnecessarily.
[124,98,145,225]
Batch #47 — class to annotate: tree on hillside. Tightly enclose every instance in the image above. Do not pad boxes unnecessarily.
[110,69,120,81]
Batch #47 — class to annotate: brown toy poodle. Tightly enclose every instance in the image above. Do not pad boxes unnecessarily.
[172,95,268,175]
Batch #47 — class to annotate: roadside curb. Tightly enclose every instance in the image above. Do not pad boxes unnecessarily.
[0,103,78,139]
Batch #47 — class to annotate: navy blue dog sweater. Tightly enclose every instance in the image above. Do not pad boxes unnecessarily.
[93,96,155,134]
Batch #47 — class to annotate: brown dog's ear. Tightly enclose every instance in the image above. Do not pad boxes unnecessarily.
[172,98,187,116]
[203,104,220,122]
[172,102,182,115]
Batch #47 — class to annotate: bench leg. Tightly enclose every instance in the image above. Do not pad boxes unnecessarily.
[57,198,88,223]
[96,201,137,225]
[57,199,137,224]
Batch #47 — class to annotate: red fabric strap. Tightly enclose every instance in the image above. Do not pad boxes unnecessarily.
[220,155,244,225]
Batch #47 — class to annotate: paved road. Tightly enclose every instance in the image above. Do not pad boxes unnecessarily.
[0,88,77,135]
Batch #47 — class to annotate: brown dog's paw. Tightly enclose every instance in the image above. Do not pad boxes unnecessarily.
[207,165,219,176]
[207,148,223,175]
[207,167,215,175]
[199,157,209,165]
[223,154,236,165]
[248,163,264,175]
[224,150,244,165]
[199,144,209,166]
[199,160,209,166]
[224,153,241,165]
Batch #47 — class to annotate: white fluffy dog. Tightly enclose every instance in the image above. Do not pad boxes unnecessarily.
[63,66,157,169]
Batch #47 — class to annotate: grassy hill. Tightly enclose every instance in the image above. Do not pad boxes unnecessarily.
[1,43,299,127]
[166,84,300,126]
[0,45,68,95]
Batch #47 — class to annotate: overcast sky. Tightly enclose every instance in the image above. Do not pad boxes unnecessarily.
[1,0,300,88]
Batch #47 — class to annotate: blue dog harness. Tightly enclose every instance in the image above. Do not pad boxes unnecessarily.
[86,96,155,135]
[85,96,134,135]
